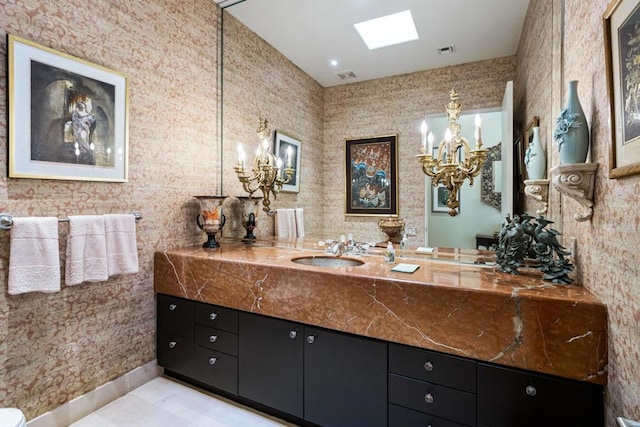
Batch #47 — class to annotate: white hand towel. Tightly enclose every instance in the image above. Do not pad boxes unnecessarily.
[65,215,108,286]
[104,214,139,276]
[8,217,60,295]
[294,208,305,238]
[275,209,296,239]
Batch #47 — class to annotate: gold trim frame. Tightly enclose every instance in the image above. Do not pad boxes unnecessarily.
[8,34,129,182]
[344,134,398,216]
[604,0,640,178]
[274,131,301,193]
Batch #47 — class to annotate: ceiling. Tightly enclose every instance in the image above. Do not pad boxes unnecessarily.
[216,0,530,87]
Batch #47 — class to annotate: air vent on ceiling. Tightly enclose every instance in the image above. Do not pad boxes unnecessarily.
[336,70,357,80]
[437,45,456,55]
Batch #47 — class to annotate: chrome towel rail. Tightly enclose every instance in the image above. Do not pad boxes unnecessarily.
[0,211,143,230]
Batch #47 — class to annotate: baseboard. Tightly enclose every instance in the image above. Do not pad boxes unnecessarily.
[27,360,160,427]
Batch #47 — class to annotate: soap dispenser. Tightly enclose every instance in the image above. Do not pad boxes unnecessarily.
[385,241,396,264]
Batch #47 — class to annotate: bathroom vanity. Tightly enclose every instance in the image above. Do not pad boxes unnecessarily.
[154,243,607,427]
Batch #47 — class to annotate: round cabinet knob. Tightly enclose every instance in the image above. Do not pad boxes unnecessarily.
[289,330,297,339]
[169,304,177,311]
[209,335,218,343]
[209,312,218,320]
[307,335,316,344]
[525,385,537,396]
[424,393,434,404]
[209,357,217,365]
[424,361,434,372]
[169,341,176,349]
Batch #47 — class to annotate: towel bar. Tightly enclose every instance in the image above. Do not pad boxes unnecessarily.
[0,211,143,230]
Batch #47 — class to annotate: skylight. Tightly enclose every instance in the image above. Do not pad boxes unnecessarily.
[354,10,419,50]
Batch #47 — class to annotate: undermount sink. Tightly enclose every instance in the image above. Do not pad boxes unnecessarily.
[291,255,364,268]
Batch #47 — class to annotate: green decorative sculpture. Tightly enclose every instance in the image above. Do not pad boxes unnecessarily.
[496,214,574,284]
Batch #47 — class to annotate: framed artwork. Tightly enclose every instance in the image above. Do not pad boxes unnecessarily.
[432,184,461,213]
[523,116,539,180]
[345,134,398,216]
[274,131,301,192]
[604,0,640,178]
[7,34,129,182]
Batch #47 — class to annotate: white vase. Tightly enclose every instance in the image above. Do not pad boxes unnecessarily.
[525,126,546,179]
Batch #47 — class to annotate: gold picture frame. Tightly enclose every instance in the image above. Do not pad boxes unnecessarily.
[604,0,640,178]
[7,34,129,182]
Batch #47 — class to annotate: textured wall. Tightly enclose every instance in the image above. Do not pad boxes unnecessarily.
[517,0,640,424]
[323,58,516,246]
[0,0,220,420]
[221,13,325,238]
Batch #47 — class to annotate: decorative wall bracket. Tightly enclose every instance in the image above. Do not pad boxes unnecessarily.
[550,163,598,222]
[523,179,550,215]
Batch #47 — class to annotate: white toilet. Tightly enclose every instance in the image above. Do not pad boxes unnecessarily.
[0,408,26,427]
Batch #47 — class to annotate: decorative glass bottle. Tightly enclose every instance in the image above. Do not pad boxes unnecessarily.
[525,126,546,179]
[553,80,589,164]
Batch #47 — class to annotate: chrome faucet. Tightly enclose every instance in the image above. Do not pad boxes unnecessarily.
[332,242,346,257]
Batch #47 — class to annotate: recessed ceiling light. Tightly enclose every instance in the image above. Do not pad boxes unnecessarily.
[330,59,338,66]
[354,10,419,50]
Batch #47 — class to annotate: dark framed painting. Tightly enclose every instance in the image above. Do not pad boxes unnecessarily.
[274,131,301,192]
[604,0,640,178]
[523,116,539,180]
[7,34,129,181]
[345,134,398,216]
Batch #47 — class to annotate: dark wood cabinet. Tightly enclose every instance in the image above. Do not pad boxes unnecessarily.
[238,312,304,418]
[156,294,604,427]
[477,362,604,427]
[304,326,387,427]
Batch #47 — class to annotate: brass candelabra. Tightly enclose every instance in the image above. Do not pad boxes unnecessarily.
[234,118,294,213]
[416,89,488,216]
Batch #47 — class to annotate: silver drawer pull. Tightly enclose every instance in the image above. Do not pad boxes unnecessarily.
[424,393,434,404]
[169,341,176,349]
[289,330,297,339]
[210,312,218,320]
[424,361,434,372]
[525,385,537,396]
[169,304,177,311]
[209,335,218,343]
[307,335,315,344]
[209,357,217,365]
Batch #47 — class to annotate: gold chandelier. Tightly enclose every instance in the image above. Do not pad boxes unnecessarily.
[416,89,488,216]
[234,118,294,213]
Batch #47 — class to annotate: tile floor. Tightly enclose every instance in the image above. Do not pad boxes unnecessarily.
[71,376,296,427]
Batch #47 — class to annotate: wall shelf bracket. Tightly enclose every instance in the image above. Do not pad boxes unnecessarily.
[523,179,550,215]
[550,163,598,222]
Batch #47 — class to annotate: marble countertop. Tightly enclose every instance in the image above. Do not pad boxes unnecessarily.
[154,241,607,384]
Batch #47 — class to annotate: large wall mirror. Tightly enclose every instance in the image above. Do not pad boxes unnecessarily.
[219,1,525,249]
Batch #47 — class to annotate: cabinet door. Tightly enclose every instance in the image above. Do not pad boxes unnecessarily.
[304,327,387,427]
[157,331,194,378]
[477,363,604,427]
[238,312,303,418]
[157,294,193,339]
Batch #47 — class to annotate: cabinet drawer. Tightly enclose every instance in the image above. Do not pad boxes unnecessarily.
[194,346,238,395]
[194,302,238,333]
[477,363,604,427]
[389,404,469,427]
[195,324,238,356]
[389,373,476,426]
[157,294,194,339]
[389,343,476,393]
[157,331,194,378]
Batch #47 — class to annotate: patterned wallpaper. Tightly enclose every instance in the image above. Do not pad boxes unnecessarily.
[517,0,640,424]
[0,0,220,419]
